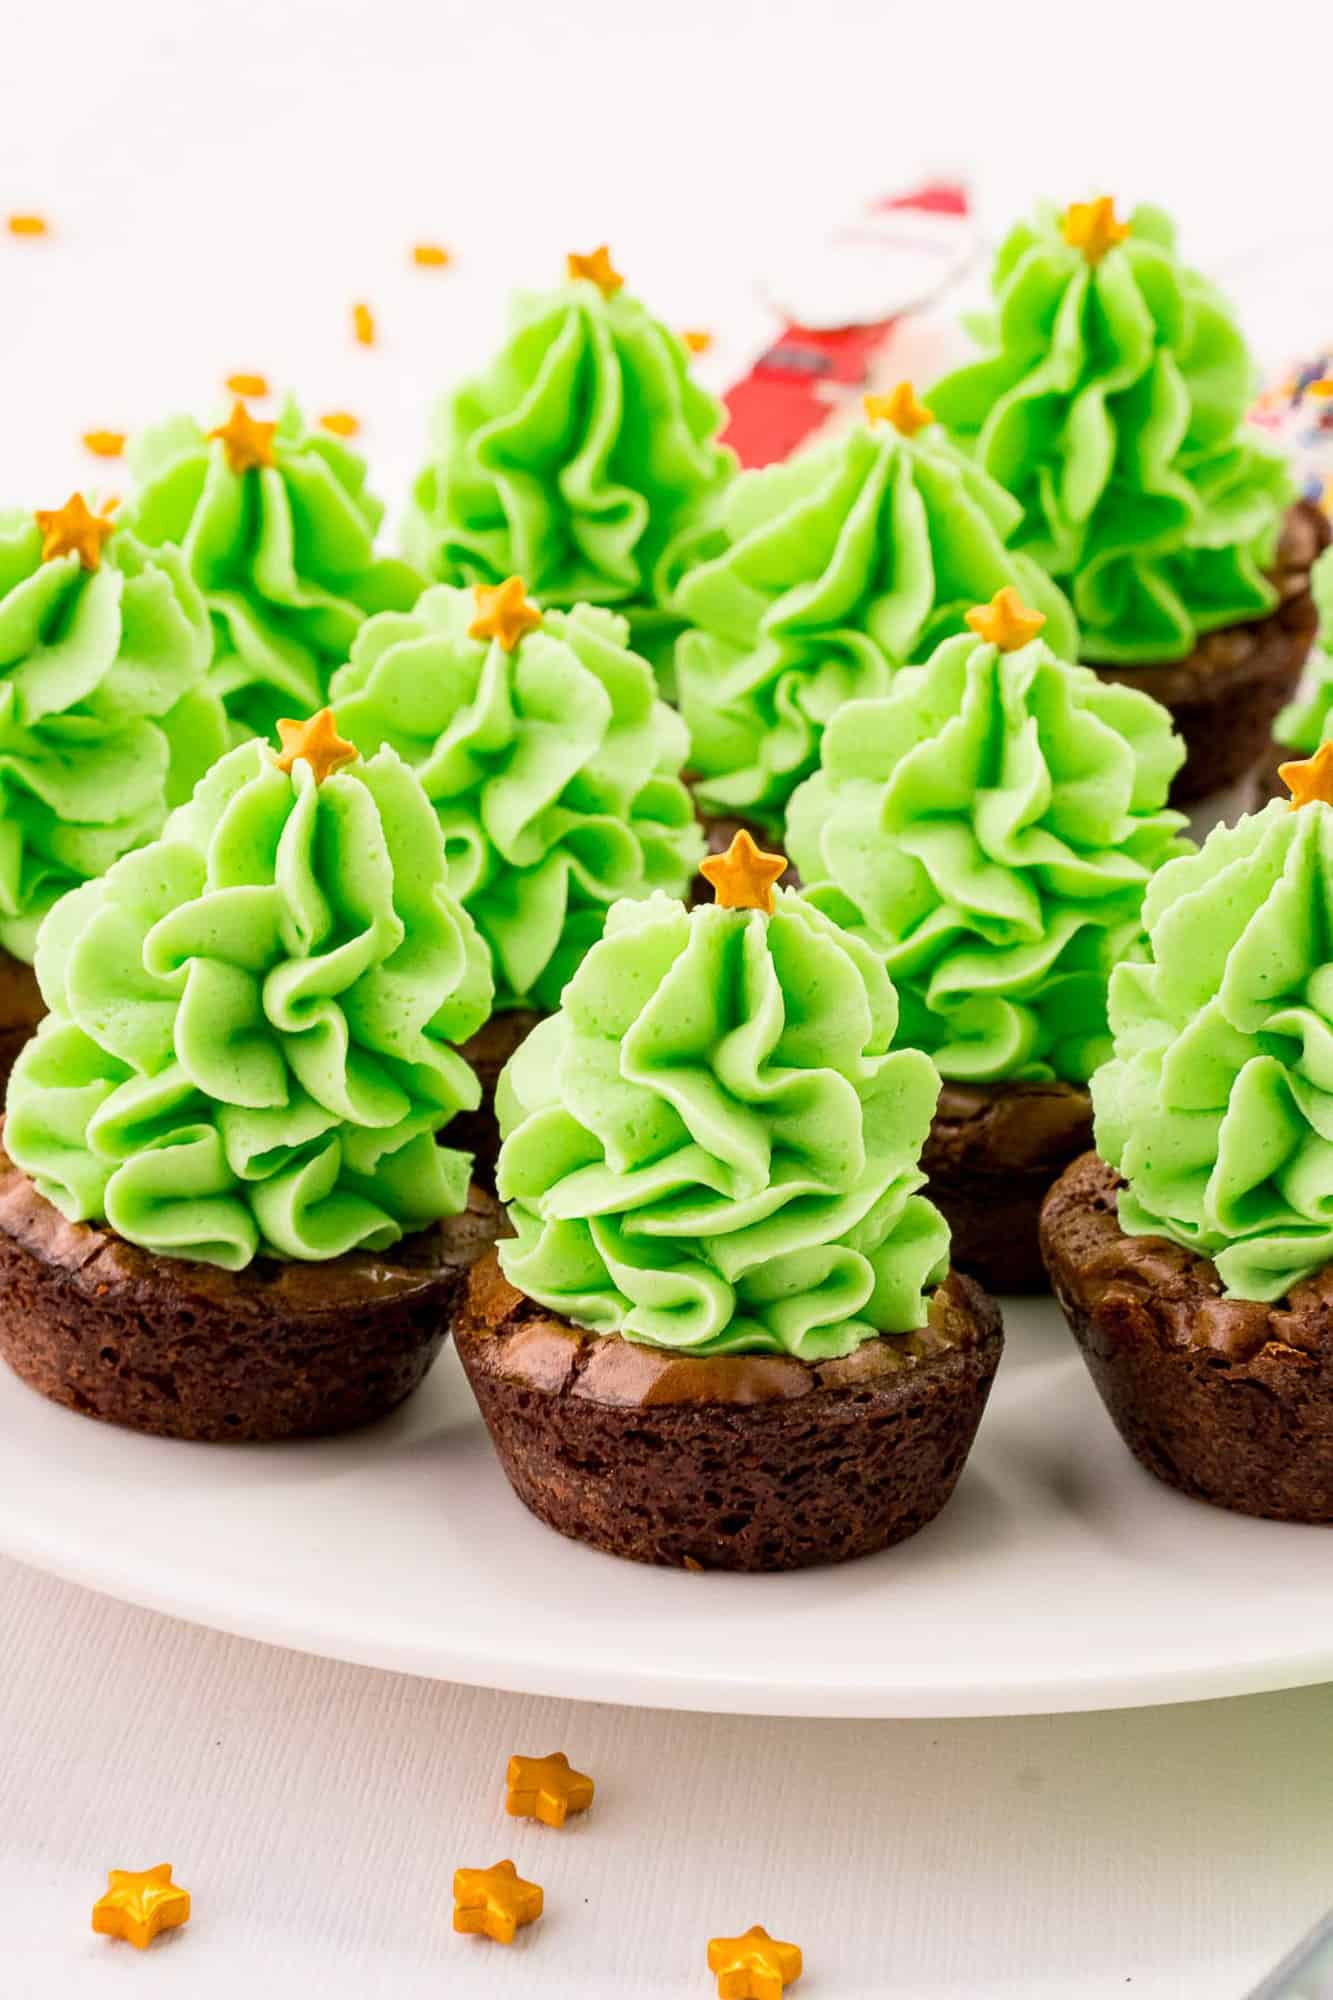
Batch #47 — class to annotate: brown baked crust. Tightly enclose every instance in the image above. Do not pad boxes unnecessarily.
[922,1079,1093,1294]
[0,1143,503,1442]
[0,949,45,1095]
[444,1009,543,1191]
[1092,500,1331,805]
[1040,1150,1333,1523]
[454,1251,1004,1570]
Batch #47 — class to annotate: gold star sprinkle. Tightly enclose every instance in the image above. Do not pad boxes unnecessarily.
[1061,196,1130,263]
[699,829,788,916]
[506,1751,595,1829]
[864,381,934,436]
[91,1865,190,1951]
[707,1924,803,2000]
[412,242,450,268]
[81,429,126,459]
[1279,740,1333,810]
[453,1860,543,1945]
[208,400,278,474]
[566,245,623,296]
[35,493,117,571]
[469,576,543,653]
[965,586,1047,653]
[682,328,713,355]
[274,708,358,784]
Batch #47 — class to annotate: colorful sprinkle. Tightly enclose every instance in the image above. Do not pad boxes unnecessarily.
[81,430,126,459]
[412,242,450,268]
[225,371,269,398]
[352,301,375,346]
[7,213,48,238]
[682,329,713,355]
[319,410,360,438]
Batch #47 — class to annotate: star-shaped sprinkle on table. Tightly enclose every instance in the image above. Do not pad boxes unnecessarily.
[699,829,788,915]
[274,708,358,784]
[469,576,543,653]
[707,1923,803,1999]
[506,1751,595,1828]
[864,381,934,436]
[965,586,1047,653]
[91,1864,190,1950]
[453,1860,543,1944]
[566,245,623,296]
[1280,740,1333,810]
[35,493,117,570]
[1061,195,1130,263]
[208,400,278,473]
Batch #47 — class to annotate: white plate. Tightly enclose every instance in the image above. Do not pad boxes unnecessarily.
[0,1301,1327,1719]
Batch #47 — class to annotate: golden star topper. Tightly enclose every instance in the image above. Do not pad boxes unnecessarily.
[567,244,623,296]
[35,492,117,571]
[274,708,358,784]
[708,1923,803,2000]
[1061,195,1130,263]
[699,829,788,915]
[506,1751,595,1829]
[92,1864,191,1950]
[864,381,934,437]
[965,586,1046,653]
[1280,741,1333,811]
[209,399,278,474]
[453,1860,543,1945]
[469,576,543,653]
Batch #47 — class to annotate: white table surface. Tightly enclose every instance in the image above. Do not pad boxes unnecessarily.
[3,0,1332,1994]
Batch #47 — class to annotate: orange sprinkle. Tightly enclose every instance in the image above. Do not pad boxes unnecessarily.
[7,213,48,238]
[681,329,713,355]
[225,371,269,398]
[412,242,450,269]
[82,430,126,460]
[319,410,360,438]
[352,301,375,346]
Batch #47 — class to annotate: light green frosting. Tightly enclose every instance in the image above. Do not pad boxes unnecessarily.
[1275,544,1333,753]
[330,586,704,1011]
[929,202,1293,666]
[787,627,1188,1083]
[0,512,226,962]
[1092,798,1333,1301]
[123,401,425,743]
[403,279,735,655]
[495,890,949,1358]
[6,739,492,1269]
[669,419,1078,827]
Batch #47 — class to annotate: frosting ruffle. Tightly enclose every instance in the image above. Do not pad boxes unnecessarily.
[124,401,424,742]
[669,419,1078,827]
[403,280,735,650]
[1094,797,1333,1301]
[0,511,226,962]
[330,587,703,1010]
[929,202,1292,665]
[495,890,949,1359]
[5,739,492,1268]
[787,627,1188,1083]
[1275,544,1333,753]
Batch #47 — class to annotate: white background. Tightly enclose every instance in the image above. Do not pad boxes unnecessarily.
[3,1,1333,1995]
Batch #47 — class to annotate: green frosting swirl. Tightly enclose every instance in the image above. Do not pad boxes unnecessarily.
[670,419,1078,826]
[0,512,226,962]
[1092,797,1333,1301]
[929,202,1292,666]
[495,890,949,1358]
[6,739,492,1269]
[124,401,424,742]
[403,278,735,655]
[787,627,1188,1083]
[330,587,703,1011]
[1275,545,1333,754]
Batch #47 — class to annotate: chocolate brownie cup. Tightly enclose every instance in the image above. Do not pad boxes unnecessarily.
[448,1010,544,1190]
[457,1250,1002,1570]
[786,587,1186,1295]
[1042,1152,1332,1522]
[0,1138,499,1441]
[0,953,44,1094]
[2,719,498,1441]
[924,1080,1093,1294]
[479,838,1001,1570]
